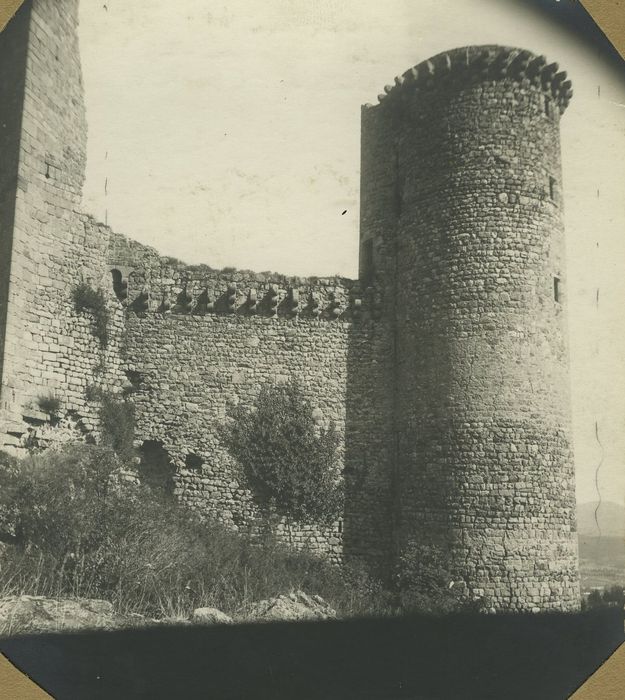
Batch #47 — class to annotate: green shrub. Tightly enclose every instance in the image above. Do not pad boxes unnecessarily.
[0,445,126,555]
[98,394,136,464]
[225,381,343,525]
[85,383,105,403]
[36,394,61,416]
[0,445,389,620]
[72,282,110,346]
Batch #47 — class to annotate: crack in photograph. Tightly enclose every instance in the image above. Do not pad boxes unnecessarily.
[0,0,624,698]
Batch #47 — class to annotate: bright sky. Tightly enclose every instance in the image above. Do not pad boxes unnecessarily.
[78,0,625,507]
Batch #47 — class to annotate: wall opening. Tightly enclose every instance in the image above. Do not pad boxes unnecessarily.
[185,453,204,471]
[553,276,561,303]
[138,440,176,498]
[111,268,127,302]
[549,176,557,201]
[544,96,551,118]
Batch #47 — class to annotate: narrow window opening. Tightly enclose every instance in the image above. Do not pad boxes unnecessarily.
[553,276,561,303]
[338,520,343,534]
[361,238,374,285]
[544,96,551,117]
[45,162,51,179]
[549,176,556,201]
[111,268,122,289]
[111,268,127,302]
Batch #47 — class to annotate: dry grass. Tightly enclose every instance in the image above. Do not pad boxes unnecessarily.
[0,445,391,621]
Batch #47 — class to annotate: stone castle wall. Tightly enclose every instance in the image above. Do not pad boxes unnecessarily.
[105,233,395,571]
[0,0,126,451]
[361,47,579,610]
[0,1,581,611]
[0,1,29,391]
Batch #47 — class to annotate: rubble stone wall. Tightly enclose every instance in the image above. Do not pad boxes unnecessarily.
[0,0,126,452]
[361,46,579,611]
[121,300,394,570]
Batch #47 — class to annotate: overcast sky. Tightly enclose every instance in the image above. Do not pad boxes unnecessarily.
[77,0,625,507]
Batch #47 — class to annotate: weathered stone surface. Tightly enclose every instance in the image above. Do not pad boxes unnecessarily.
[0,595,122,636]
[191,607,233,625]
[242,591,337,623]
[362,45,579,612]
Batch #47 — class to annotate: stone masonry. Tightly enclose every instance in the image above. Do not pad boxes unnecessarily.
[0,2,580,611]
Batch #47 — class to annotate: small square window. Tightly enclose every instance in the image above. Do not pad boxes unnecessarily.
[185,453,204,470]
[549,176,557,201]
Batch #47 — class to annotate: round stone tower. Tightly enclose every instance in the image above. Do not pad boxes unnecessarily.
[359,46,579,611]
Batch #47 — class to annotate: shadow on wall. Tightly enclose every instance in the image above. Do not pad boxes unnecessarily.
[342,320,395,581]
[137,440,176,498]
[1,608,622,699]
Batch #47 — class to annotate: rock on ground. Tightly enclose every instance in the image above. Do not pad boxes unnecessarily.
[242,591,337,623]
[0,595,124,636]
[0,592,335,636]
[191,607,233,625]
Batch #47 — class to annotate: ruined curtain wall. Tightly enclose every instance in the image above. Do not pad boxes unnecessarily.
[110,237,395,569]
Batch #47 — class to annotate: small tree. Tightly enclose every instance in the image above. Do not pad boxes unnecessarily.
[98,394,136,464]
[225,381,343,525]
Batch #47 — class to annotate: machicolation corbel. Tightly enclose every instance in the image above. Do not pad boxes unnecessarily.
[175,288,194,314]
[130,288,149,313]
[309,292,320,318]
[227,283,237,313]
[329,292,342,319]
[159,295,172,314]
[288,288,299,317]
[267,284,279,317]
[247,288,258,314]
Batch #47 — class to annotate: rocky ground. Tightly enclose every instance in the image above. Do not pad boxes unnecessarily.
[0,591,337,637]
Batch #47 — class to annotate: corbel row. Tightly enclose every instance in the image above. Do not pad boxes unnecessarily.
[125,283,368,320]
[371,47,572,113]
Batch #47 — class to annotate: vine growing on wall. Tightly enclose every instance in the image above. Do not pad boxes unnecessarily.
[225,380,343,525]
[71,282,110,347]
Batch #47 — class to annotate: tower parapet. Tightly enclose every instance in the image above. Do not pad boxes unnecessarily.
[371,46,572,113]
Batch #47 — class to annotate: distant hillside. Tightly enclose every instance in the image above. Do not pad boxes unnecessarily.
[577,501,625,538]
[578,535,625,591]
[576,501,625,591]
